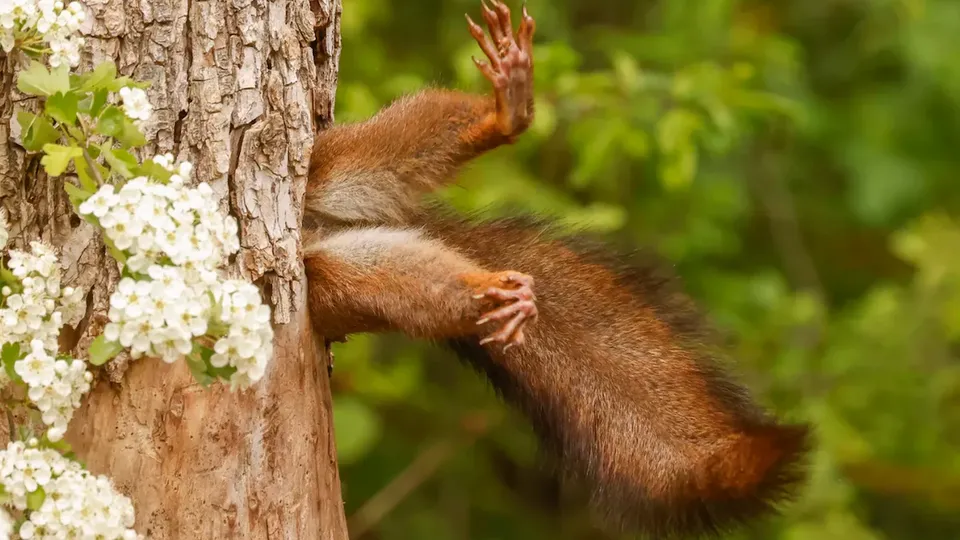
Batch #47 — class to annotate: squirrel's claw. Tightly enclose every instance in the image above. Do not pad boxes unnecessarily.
[474,271,538,351]
[466,0,535,138]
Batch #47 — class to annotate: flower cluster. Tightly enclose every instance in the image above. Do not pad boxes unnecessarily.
[210,280,273,390]
[0,441,139,539]
[2,242,85,351]
[0,241,90,441]
[78,165,239,275]
[118,87,152,124]
[104,268,212,363]
[80,155,272,389]
[0,0,86,67]
[16,340,92,441]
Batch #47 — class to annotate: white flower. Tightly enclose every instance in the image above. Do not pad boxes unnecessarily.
[0,241,90,439]
[78,184,117,218]
[0,441,140,538]
[18,520,35,539]
[60,285,86,326]
[75,156,273,391]
[208,280,273,389]
[0,28,14,53]
[15,340,56,387]
[152,153,174,170]
[118,86,152,123]
[0,507,12,540]
[12,341,91,441]
[85,166,240,276]
[0,207,9,250]
[0,0,85,67]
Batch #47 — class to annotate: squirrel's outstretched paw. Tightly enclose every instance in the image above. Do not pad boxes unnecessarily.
[472,272,538,351]
[465,0,535,139]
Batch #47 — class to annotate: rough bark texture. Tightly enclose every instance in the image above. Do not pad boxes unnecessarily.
[0,0,348,538]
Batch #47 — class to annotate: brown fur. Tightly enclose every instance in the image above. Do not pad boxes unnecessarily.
[303,225,529,342]
[301,3,808,537]
[427,212,809,537]
[305,89,506,227]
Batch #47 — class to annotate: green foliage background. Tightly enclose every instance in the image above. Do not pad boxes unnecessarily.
[328,0,960,538]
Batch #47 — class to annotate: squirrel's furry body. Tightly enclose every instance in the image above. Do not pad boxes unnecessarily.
[302,3,809,537]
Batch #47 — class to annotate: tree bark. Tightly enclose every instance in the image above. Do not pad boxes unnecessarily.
[0,0,348,538]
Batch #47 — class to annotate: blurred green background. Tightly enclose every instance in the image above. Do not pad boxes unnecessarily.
[327,0,960,538]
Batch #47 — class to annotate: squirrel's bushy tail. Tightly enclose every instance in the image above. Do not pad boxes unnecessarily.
[601,422,810,537]
[452,333,810,538]
[430,212,810,538]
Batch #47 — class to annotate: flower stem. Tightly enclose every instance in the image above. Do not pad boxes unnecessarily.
[82,148,104,186]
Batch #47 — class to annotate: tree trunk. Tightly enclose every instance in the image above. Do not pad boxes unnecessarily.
[0,0,348,538]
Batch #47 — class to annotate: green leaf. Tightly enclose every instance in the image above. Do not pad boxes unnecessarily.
[75,153,101,192]
[64,123,85,142]
[18,111,60,152]
[659,147,698,191]
[0,267,18,287]
[656,108,702,154]
[198,345,237,381]
[95,106,124,137]
[63,182,93,211]
[135,159,173,183]
[78,88,108,118]
[569,122,619,188]
[100,146,138,179]
[45,91,80,125]
[26,487,45,511]
[41,435,73,455]
[88,335,123,366]
[107,76,148,92]
[16,61,70,97]
[2,342,21,383]
[186,350,215,387]
[40,143,83,176]
[74,61,117,93]
[116,118,147,148]
[102,235,128,264]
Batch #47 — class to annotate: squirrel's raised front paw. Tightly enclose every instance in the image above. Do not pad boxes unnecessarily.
[465,1,536,139]
[471,271,538,351]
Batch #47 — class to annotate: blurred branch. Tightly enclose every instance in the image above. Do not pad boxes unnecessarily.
[841,460,960,510]
[349,440,457,538]
[348,414,494,538]
[751,142,824,301]
[750,136,826,349]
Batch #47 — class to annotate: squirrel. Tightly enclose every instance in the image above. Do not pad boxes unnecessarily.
[301,1,810,538]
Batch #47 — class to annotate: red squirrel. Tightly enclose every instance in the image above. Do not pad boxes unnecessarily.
[302,2,809,537]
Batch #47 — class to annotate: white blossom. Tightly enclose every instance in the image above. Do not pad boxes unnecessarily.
[103,266,212,366]
[0,0,85,66]
[0,208,8,251]
[26,355,92,441]
[0,242,89,441]
[79,156,273,389]
[210,280,274,390]
[14,339,55,387]
[1,242,86,351]
[118,86,152,123]
[78,170,240,273]
[0,507,12,540]
[0,441,140,539]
